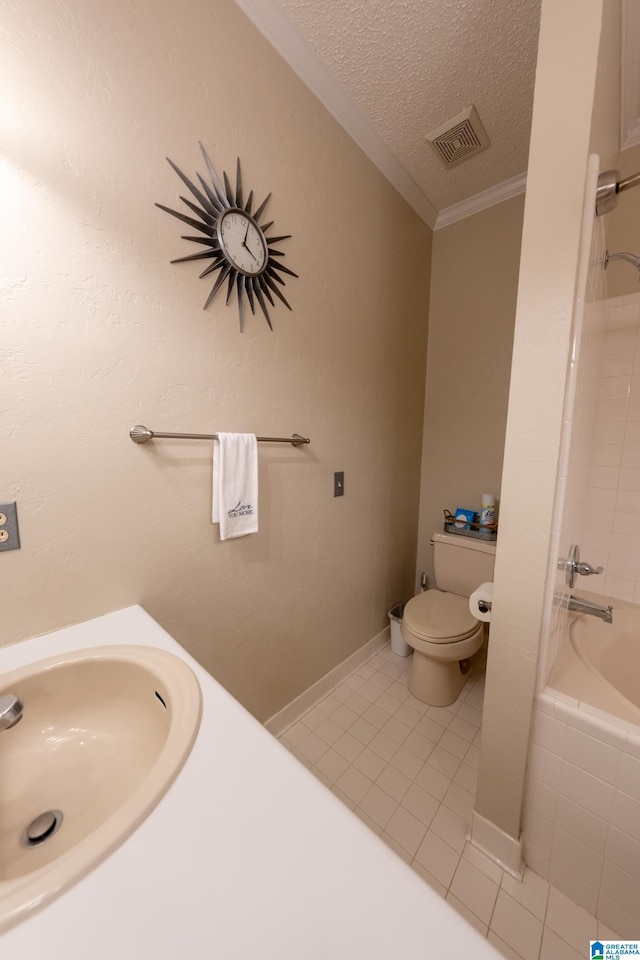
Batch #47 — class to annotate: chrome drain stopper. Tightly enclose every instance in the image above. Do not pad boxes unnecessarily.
[22,809,64,847]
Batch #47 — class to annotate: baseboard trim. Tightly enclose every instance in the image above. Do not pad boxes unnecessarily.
[468,810,524,880]
[264,625,390,737]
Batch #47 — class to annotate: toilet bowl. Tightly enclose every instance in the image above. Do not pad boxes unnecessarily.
[401,532,496,706]
[401,589,484,706]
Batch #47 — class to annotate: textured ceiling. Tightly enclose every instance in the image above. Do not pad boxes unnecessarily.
[274,0,542,212]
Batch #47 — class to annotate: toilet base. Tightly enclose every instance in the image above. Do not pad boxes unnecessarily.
[409,651,470,706]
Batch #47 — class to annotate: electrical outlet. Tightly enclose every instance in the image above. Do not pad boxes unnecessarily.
[334,472,344,497]
[0,502,20,552]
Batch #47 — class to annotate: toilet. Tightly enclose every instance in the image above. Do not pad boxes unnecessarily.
[401,531,496,706]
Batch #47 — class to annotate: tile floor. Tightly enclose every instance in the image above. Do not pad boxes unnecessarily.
[278,643,621,960]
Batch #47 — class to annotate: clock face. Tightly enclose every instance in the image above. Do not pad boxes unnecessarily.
[217,209,267,277]
[157,145,298,331]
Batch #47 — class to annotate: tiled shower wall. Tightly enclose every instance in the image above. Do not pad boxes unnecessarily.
[523,693,640,937]
[581,290,640,602]
[538,210,640,687]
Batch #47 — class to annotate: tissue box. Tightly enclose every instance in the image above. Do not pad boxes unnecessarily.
[453,508,477,530]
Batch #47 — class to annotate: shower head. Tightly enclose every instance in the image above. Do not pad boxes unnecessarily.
[604,250,640,278]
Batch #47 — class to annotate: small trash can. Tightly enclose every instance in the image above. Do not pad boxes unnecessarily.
[388,602,412,657]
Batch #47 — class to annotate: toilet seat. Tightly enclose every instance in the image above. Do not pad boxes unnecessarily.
[402,589,478,644]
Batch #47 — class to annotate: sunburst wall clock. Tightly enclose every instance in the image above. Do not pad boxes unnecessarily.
[156,143,297,331]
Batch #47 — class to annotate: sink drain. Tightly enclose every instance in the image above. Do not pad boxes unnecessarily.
[21,810,64,848]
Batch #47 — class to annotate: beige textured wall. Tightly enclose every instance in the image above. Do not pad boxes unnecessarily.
[2,0,431,721]
[474,0,616,848]
[607,144,640,297]
[416,197,523,588]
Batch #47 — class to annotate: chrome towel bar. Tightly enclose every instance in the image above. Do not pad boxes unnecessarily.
[129,425,310,446]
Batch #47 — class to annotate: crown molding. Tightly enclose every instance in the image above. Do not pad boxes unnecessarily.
[621,0,640,151]
[434,172,527,230]
[233,0,438,228]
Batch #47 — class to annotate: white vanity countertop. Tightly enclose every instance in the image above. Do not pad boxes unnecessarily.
[0,606,500,959]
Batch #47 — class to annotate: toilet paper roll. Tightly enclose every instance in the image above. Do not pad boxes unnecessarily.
[469,581,494,622]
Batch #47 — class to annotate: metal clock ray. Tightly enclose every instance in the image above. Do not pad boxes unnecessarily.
[156,143,297,331]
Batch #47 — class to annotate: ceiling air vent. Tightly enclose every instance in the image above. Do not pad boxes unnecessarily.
[426,105,490,168]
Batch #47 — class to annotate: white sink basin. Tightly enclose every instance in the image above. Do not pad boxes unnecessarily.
[0,644,201,932]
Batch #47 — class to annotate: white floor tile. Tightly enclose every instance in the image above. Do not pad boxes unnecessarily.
[385,805,428,857]
[344,691,372,715]
[539,927,583,960]
[415,715,447,743]
[333,766,373,805]
[464,742,481,769]
[394,701,424,728]
[376,690,402,715]
[358,783,398,829]
[317,695,342,716]
[414,761,453,801]
[349,715,378,745]
[353,806,383,835]
[439,728,472,759]
[353,746,388,781]
[330,703,360,730]
[456,702,483,727]
[331,785,356,810]
[413,829,461,887]
[297,731,330,764]
[462,841,505,885]
[362,703,390,729]
[380,830,413,864]
[597,919,621,940]
[368,730,400,761]
[426,744,463,778]
[490,890,544,960]
[449,856,499,924]
[448,714,478,743]
[300,706,325,730]
[281,721,309,747]
[376,764,412,802]
[401,781,440,827]
[411,860,447,898]
[545,886,598,952]
[333,731,365,763]
[315,716,344,746]
[381,715,413,744]
[276,641,606,960]
[313,747,351,784]
[454,761,478,794]
[487,930,524,960]
[403,729,437,761]
[501,866,550,922]
[446,892,488,936]
[388,745,424,780]
[429,804,468,854]
[442,781,475,821]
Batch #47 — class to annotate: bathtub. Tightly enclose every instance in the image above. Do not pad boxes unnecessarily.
[523,594,640,937]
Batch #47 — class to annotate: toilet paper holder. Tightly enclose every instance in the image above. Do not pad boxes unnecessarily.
[477,599,492,613]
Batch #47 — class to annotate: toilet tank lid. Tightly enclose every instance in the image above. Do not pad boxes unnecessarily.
[432,531,496,556]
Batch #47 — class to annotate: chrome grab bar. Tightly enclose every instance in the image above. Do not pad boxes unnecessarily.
[130,425,310,446]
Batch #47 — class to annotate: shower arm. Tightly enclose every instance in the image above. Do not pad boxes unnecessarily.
[604,250,640,272]
[596,168,640,216]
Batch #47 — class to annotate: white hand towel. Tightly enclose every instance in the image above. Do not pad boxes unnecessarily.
[212,433,258,540]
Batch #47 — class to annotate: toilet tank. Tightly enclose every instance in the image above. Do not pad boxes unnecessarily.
[432,531,496,597]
